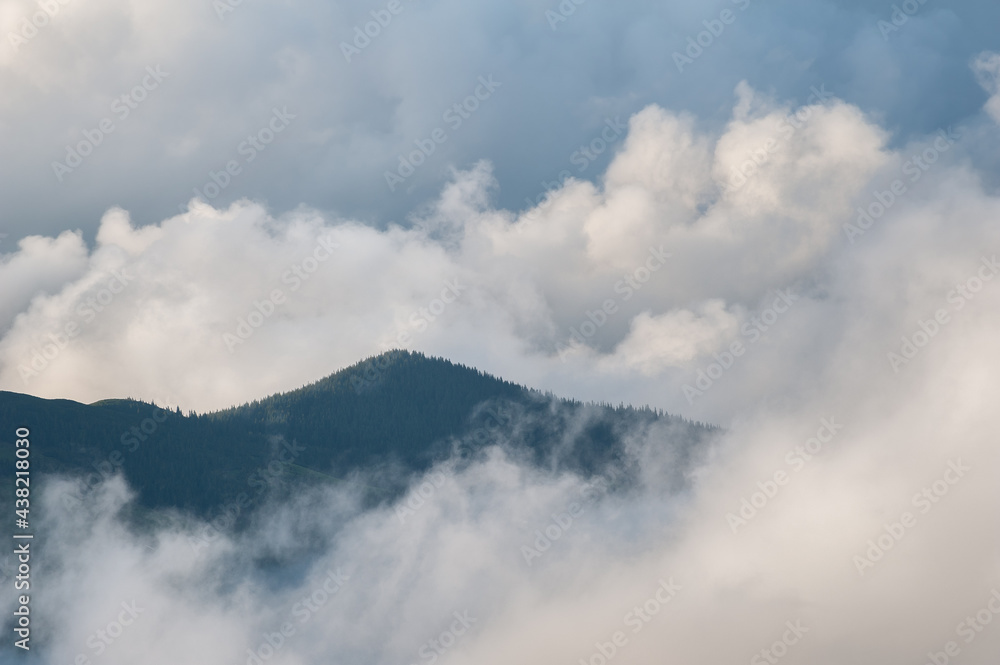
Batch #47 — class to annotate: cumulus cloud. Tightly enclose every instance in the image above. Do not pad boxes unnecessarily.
[0,229,88,333]
[602,301,741,374]
[1,0,998,241]
[0,53,999,664]
[0,83,996,425]
[3,1,1000,662]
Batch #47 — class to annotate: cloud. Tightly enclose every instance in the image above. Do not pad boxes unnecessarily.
[0,229,89,334]
[3,2,1000,662]
[7,352,999,664]
[603,301,741,374]
[0,83,996,427]
[1,0,999,241]
[973,51,1000,124]
[1,63,1000,663]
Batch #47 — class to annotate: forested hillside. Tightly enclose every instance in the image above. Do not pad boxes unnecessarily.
[0,351,717,519]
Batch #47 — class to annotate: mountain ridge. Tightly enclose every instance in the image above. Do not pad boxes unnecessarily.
[0,350,717,519]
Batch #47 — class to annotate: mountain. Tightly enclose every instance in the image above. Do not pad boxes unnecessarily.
[0,350,717,521]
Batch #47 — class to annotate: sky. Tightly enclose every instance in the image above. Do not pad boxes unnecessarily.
[0,0,998,242]
[1,1,1000,663]
[0,0,998,421]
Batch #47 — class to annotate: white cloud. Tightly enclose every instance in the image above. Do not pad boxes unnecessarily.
[0,85,996,425]
[0,228,88,333]
[973,51,1000,124]
[3,2,1000,661]
[1,73,1000,663]
[605,300,741,374]
[11,348,1000,664]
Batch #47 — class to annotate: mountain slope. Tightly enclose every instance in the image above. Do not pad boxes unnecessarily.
[0,351,716,517]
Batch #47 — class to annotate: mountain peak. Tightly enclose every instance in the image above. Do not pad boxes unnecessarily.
[1,353,715,517]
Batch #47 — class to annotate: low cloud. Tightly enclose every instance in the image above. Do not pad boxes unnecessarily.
[5,367,999,664]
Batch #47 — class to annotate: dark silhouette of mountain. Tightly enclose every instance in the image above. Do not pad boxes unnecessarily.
[0,350,717,519]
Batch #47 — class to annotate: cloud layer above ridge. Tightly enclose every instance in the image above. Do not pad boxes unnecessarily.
[2,75,999,426]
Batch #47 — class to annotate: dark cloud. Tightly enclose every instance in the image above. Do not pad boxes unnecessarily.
[1,0,998,242]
